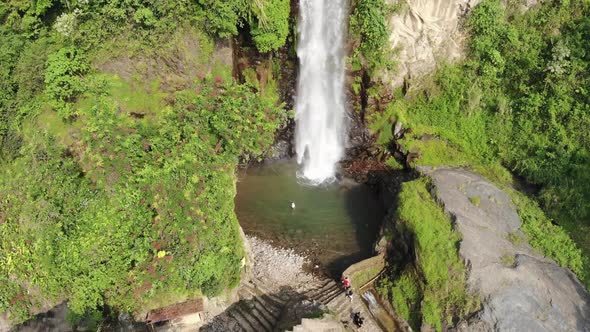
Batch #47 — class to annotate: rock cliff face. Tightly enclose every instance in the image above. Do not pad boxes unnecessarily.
[419,167,590,332]
[383,0,480,88]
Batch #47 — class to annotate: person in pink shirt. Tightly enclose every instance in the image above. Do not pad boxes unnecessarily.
[342,276,351,290]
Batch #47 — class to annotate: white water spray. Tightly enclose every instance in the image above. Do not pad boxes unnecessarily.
[295,0,348,184]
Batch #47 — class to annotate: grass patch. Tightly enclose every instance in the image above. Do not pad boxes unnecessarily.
[469,196,481,207]
[106,75,167,119]
[500,253,516,268]
[507,232,526,246]
[379,271,421,328]
[511,192,589,287]
[405,138,471,167]
[350,265,383,289]
[378,179,478,331]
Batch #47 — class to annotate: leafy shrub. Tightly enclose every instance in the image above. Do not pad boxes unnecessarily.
[197,0,243,38]
[133,7,157,27]
[249,0,290,52]
[349,0,393,73]
[45,46,89,118]
[197,0,290,53]
[54,10,81,37]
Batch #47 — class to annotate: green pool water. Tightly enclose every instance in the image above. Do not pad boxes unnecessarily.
[235,161,385,276]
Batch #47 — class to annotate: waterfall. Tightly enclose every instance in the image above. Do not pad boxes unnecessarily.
[295,0,348,184]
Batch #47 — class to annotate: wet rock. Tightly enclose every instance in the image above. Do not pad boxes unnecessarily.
[266,139,292,161]
[393,121,403,139]
[347,114,371,153]
[420,167,590,332]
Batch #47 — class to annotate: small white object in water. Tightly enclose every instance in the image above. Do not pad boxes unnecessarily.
[291,202,296,209]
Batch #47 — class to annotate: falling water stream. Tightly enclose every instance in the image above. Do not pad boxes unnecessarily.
[295,0,348,184]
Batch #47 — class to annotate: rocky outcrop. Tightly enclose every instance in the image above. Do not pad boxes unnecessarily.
[419,167,590,332]
[382,0,480,88]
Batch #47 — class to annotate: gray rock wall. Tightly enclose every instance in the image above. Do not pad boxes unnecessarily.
[382,0,480,88]
[419,167,590,332]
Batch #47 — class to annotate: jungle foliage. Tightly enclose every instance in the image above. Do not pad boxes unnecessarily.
[0,0,287,324]
[369,0,590,290]
[199,0,291,52]
[349,0,399,74]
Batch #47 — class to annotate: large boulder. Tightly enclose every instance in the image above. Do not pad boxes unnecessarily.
[419,167,590,332]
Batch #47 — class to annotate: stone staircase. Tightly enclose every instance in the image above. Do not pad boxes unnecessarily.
[199,278,289,332]
[299,280,381,331]
[200,277,381,332]
[301,280,348,315]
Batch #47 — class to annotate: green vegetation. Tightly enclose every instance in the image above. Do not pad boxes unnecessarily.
[512,191,587,282]
[369,0,590,289]
[469,196,481,207]
[199,0,290,52]
[0,0,288,325]
[507,232,526,246]
[378,179,478,331]
[500,253,516,268]
[44,46,89,118]
[349,0,397,74]
[349,264,383,288]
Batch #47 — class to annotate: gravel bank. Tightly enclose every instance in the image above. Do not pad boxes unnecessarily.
[246,235,317,292]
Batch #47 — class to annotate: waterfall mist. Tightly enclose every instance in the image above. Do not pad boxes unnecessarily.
[295,0,348,184]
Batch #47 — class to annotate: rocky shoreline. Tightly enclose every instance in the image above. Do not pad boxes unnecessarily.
[245,235,318,293]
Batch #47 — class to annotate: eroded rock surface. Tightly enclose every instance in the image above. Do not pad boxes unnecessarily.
[419,167,590,332]
[383,0,479,88]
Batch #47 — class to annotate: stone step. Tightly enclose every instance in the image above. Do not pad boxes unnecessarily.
[249,281,288,306]
[224,318,243,332]
[236,302,269,332]
[322,283,341,294]
[333,295,352,316]
[238,287,256,301]
[228,307,255,332]
[247,304,274,332]
[300,318,344,332]
[315,285,342,304]
[255,295,282,319]
[328,292,350,314]
[260,292,286,309]
[303,280,332,297]
[252,297,278,326]
[250,279,279,294]
[322,287,344,304]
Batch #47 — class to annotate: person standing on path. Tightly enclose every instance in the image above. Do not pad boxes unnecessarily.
[342,276,351,290]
